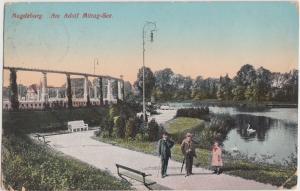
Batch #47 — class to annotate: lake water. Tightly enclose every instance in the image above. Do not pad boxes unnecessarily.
[153,103,298,164]
[210,107,298,164]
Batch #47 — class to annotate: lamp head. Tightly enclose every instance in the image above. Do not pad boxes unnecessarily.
[150,30,154,42]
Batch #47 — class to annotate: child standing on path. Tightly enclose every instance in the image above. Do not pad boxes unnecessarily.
[211,141,223,175]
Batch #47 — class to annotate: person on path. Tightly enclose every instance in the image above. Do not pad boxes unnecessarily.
[158,132,174,178]
[181,132,197,176]
[211,141,223,175]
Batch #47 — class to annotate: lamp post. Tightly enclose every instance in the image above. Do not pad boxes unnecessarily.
[142,21,157,127]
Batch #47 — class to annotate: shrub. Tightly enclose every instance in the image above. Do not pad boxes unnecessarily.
[176,107,209,120]
[147,119,161,141]
[115,116,126,138]
[125,117,138,139]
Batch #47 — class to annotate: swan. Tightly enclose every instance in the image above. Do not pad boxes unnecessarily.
[231,145,239,152]
[247,124,256,133]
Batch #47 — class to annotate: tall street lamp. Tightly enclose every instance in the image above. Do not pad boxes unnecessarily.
[142,21,157,126]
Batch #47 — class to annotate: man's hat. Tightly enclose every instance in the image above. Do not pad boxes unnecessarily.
[186,132,193,137]
[162,131,169,136]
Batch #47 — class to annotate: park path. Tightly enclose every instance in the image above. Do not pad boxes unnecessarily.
[44,130,277,190]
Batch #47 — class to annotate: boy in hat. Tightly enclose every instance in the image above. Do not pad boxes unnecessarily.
[158,132,174,178]
[181,132,197,176]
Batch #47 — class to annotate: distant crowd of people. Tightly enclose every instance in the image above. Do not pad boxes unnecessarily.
[158,132,223,178]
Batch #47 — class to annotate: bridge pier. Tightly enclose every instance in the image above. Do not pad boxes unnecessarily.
[107,79,112,103]
[84,76,90,106]
[41,72,49,106]
[99,77,104,105]
[94,81,97,99]
[9,68,19,110]
[66,74,73,108]
[117,80,123,101]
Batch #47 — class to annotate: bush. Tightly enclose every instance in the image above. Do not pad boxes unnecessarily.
[147,119,161,141]
[3,107,108,134]
[176,107,209,120]
[125,117,138,139]
[114,116,126,138]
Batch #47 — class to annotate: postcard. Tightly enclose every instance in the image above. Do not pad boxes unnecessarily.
[1,1,298,190]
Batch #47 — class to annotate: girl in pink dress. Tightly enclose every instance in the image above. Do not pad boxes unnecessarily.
[211,141,223,175]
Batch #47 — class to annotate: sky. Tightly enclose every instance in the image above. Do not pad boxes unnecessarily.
[3,1,299,86]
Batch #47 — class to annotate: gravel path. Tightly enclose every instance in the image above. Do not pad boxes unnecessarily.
[45,131,277,190]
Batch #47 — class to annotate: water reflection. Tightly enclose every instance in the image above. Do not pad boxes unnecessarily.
[234,114,273,142]
[223,114,297,164]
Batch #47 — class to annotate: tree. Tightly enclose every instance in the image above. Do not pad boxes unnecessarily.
[232,85,246,101]
[134,67,155,100]
[234,64,257,87]
[171,74,193,100]
[255,67,272,101]
[284,70,298,102]
[217,75,232,101]
[123,81,133,100]
[192,76,218,100]
[154,68,174,100]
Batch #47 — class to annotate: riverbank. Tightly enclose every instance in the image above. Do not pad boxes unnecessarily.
[94,135,296,188]
[157,99,298,109]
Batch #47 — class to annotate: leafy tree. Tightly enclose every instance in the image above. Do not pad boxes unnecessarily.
[171,74,193,100]
[284,70,298,102]
[154,68,175,100]
[255,67,272,101]
[234,64,257,87]
[123,81,133,100]
[134,67,155,99]
[217,75,232,100]
[232,85,246,101]
[192,76,218,100]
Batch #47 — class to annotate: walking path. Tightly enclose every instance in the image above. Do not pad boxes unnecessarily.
[44,130,277,190]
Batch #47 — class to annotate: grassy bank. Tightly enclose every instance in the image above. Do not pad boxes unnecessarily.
[94,136,296,188]
[2,133,131,190]
[164,117,205,143]
[165,117,204,134]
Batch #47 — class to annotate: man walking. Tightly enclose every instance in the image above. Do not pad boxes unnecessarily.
[181,132,197,176]
[158,132,174,178]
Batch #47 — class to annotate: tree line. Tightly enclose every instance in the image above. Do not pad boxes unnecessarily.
[132,64,298,103]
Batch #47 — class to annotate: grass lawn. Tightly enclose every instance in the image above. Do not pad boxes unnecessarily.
[165,117,204,134]
[164,117,205,143]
